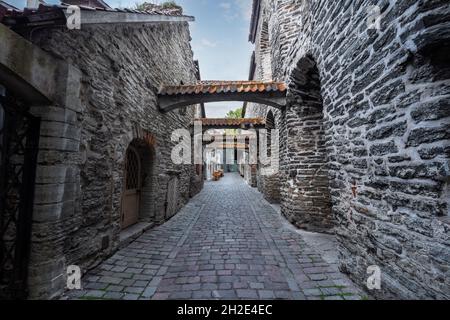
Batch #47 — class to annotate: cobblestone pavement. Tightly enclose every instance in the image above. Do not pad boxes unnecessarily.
[66,174,367,300]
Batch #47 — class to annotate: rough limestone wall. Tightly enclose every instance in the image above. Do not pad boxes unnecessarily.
[0,23,86,299]
[249,0,450,299]
[245,0,286,203]
[245,101,282,202]
[30,22,200,297]
[257,170,281,203]
[243,163,258,188]
[281,56,335,233]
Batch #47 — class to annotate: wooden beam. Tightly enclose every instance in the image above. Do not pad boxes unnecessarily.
[158,91,286,113]
[200,125,265,131]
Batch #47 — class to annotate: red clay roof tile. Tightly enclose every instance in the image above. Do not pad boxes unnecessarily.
[195,118,265,127]
[159,81,286,96]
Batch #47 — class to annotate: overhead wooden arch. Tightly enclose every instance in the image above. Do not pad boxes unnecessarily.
[158,81,287,113]
[193,118,266,132]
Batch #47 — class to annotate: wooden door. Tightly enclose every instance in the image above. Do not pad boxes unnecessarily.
[165,177,178,219]
[121,146,141,229]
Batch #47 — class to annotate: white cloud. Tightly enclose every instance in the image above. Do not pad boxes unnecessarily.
[235,0,253,21]
[223,12,239,22]
[220,0,252,22]
[219,2,231,10]
[201,38,218,48]
[220,1,237,22]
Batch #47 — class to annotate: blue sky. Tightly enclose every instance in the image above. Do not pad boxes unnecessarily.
[5,0,254,117]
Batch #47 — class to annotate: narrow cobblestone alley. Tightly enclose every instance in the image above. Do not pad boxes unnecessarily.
[65,174,366,300]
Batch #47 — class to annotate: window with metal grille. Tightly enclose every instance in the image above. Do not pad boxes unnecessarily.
[125,148,140,190]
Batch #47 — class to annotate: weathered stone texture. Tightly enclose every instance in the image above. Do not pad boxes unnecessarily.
[244,164,258,188]
[247,0,450,299]
[257,172,281,204]
[26,22,202,298]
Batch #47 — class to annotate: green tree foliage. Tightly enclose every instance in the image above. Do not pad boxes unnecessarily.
[160,1,182,11]
[226,108,243,119]
[225,107,243,135]
[135,1,183,14]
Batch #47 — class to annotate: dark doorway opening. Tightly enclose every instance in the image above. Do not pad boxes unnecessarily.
[0,90,40,299]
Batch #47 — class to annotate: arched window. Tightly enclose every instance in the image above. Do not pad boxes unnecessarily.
[259,20,272,81]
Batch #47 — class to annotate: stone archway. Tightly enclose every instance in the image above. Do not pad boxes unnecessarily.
[280,55,334,233]
[258,110,281,203]
[121,138,157,229]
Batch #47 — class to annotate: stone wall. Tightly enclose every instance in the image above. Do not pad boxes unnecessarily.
[0,23,85,299]
[247,0,450,299]
[256,111,282,204]
[244,163,258,188]
[25,21,201,298]
[257,171,281,204]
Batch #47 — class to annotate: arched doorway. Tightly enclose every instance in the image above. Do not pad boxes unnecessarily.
[121,146,141,229]
[0,90,40,299]
[258,110,281,203]
[281,55,333,233]
[121,137,157,229]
